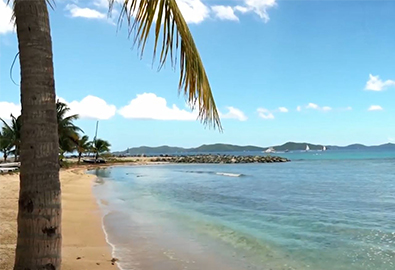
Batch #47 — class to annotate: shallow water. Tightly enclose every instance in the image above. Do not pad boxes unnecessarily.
[91,152,395,270]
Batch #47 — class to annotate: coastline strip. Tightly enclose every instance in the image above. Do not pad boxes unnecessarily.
[0,169,117,270]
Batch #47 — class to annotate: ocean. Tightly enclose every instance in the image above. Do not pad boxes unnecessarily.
[91,150,395,270]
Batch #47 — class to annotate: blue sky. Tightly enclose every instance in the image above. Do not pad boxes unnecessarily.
[1,0,395,151]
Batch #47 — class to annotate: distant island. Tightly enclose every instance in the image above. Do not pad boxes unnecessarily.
[113,142,395,155]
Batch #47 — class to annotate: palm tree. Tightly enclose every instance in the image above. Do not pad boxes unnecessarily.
[0,115,21,161]
[75,134,91,164]
[11,1,220,269]
[12,1,61,269]
[57,101,83,154]
[91,139,111,161]
[0,129,13,162]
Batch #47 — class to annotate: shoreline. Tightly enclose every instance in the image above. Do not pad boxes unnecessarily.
[0,168,119,270]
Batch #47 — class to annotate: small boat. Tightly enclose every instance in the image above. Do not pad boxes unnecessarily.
[83,158,106,164]
[264,147,276,153]
[322,146,327,151]
[0,162,20,168]
[0,167,18,173]
[305,145,310,151]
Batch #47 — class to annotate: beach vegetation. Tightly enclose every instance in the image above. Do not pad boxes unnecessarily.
[91,138,111,160]
[0,115,21,162]
[75,134,91,164]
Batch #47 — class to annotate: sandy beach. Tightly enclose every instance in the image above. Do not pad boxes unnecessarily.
[0,169,117,270]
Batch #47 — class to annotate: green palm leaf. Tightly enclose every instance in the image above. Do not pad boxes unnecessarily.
[56,101,84,152]
[109,0,221,130]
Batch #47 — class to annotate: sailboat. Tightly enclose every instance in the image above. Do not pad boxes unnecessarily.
[305,145,310,151]
[83,121,106,164]
[322,146,327,151]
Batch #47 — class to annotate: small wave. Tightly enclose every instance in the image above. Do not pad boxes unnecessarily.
[184,170,213,174]
[101,213,122,270]
[216,172,243,177]
[183,170,244,177]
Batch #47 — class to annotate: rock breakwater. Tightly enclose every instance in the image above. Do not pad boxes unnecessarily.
[152,155,290,164]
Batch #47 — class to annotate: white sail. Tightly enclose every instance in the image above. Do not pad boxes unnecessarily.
[323,146,326,151]
[306,145,310,151]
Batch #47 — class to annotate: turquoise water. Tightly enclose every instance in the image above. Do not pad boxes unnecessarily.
[92,150,395,270]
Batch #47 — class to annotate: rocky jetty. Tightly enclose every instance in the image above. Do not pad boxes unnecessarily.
[152,155,290,164]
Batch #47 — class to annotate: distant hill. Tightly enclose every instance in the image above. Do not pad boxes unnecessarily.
[328,143,367,150]
[114,145,186,155]
[328,143,395,150]
[271,142,324,151]
[371,143,395,150]
[113,143,265,155]
[113,142,395,155]
[194,144,264,152]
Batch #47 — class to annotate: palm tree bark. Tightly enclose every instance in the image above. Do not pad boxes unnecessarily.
[13,1,61,269]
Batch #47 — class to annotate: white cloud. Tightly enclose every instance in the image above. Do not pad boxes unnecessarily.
[65,4,106,19]
[220,106,247,121]
[212,6,239,21]
[278,107,288,113]
[60,95,116,120]
[296,105,302,112]
[306,103,319,109]
[118,93,198,121]
[118,93,246,122]
[368,105,383,111]
[0,0,13,35]
[306,103,331,111]
[0,96,115,122]
[257,108,274,119]
[235,0,277,22]
[0,101,21,120]
[256,106,287,119]
[177,0,210,24]
[66,0,276,24]
[92,0,209,24]
[365,74,395,91]
[234,6,249,14]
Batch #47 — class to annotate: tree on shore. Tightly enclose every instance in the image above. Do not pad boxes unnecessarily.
[75,134,91,164]
[0,129,13,162]
[0,115,21,161]
[10,0,220,269]
[57,101,83,155]
[91,139,111,161]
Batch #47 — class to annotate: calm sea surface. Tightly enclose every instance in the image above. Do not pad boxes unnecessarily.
[91,150,395,270]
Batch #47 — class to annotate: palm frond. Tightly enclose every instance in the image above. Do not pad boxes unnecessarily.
[109,0,221,130]
[62,114,80,123]
[0,117,12,132]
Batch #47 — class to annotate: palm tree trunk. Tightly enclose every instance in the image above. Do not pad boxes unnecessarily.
[13,1,61,270]
[78,152,81,164]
